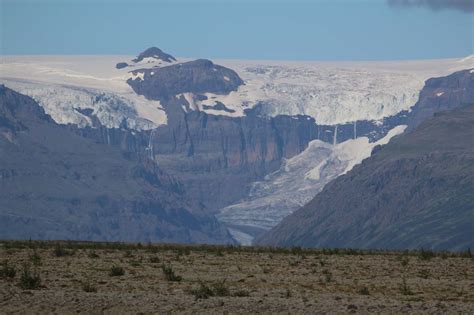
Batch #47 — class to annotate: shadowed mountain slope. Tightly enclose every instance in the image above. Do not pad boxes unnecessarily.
[0,85,234,244]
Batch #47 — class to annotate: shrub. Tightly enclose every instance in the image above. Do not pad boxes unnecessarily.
[177,248,190,256]
[19,264,41,289]
[30,249,42,266]
[400,256,409,267]
[109,265,125,277]
[191,281,214,300]
[419,248,435,261]
[82,282,97,292]
[461,248,472,258]
[212,280,230,296]
[400,277,414,295]
[322,269,333,283]
[149,256,160,263]
[232,289,250,297]
[291,246,303,255]
[53,244,73,257]
[0,260,16,279]
[161,264,182,282]
[358,286,370,295]
[418,269,430,279]
[190,280,232,300]
[88,251,99,259]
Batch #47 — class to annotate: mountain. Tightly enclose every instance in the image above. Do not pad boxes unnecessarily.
[256,104,474,251]
[222,68,474,244]
[0,85,234,244]
[1,49,472,245]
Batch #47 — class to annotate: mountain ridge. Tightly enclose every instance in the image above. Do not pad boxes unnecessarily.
[0,85,234,244]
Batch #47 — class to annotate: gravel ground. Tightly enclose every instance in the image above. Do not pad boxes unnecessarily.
[0,241,473,314]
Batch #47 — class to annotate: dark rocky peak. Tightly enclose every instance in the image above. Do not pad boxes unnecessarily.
[127,59,244,102]
[406,68,474,129]
[132,46,177,63]
[188,59,214,68]
[0,84,53,131]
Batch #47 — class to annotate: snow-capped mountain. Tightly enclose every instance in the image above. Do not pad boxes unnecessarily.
[1,47,472,246]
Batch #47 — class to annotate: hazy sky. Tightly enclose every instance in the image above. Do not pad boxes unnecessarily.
[1,0,473,60]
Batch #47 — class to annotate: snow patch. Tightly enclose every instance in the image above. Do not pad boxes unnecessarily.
[129,71,145,81]
[181,93,197,110]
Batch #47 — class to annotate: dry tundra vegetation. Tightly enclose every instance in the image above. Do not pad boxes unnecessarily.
[0,240,473,314]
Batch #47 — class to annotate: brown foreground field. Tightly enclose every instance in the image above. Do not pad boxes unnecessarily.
[0,241,473,314]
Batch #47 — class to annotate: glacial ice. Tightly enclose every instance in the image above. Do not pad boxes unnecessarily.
[1,55,471,129]
[217,125,407,245]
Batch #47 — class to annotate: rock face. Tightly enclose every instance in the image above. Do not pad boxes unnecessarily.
[256,104,474,251]
[0,85,234,244]
[152,103,319,211]
[127,59,244,101]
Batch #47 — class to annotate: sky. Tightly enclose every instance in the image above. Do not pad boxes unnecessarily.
[1,0,473,60]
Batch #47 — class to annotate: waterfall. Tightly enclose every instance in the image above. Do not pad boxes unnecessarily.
[106,129,110,145]
[333,125,338,145]
[353,121,357,139]
[148,128,155,161]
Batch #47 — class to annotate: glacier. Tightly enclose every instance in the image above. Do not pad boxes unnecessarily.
[1,55,471,129]
[217,125,407,245]
[0,55,168,130]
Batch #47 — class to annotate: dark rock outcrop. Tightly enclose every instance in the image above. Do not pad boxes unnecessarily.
[115,62,129,69]
[127,59,244,101]
[132,47,177,63]
[0,85,234,244]
[256,104,474,251]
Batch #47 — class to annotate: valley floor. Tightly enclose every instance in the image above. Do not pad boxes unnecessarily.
[0,241,473,314]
